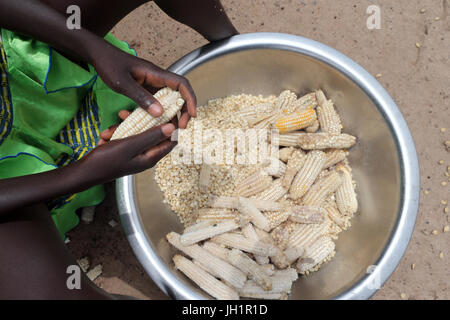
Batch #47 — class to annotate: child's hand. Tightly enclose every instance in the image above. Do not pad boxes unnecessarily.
[91,44,196,129]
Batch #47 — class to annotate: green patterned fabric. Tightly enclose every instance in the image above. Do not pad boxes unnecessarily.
[0,29,138,237]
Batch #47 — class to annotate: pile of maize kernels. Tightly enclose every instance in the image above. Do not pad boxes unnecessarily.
[155,89,358,300]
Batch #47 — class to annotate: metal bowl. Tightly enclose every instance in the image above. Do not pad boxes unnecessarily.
[116,33,420,300]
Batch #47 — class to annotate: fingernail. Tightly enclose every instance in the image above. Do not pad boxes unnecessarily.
[161,123,175,137]
[149,103,163,116]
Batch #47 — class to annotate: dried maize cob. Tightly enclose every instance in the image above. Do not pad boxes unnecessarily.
[289,206,326,224]
[278,133,302,147]
[239,292,288,300]
[235,171,273,198]
[305,119,320,133]
[209,196,284,212]
[239,274,293,295]
[202,241,230,261]
[289,150,327,200]
[296,133,356,150]
[184,220,218,234]
[180,220,240,246]
[296,236,335,274]
[279,147,294,162]
[199,164,212,193]
[167,232,246,289]
[275,108,317,133]
[324,149,348,169]
[274,268,298,282]
[287,222,328,249]
[293,92,318,111]
[282,150,307,189]
[253,111,281,129]
[255,179,287,201]
[315,89,327,106]
[270,247,290,270]
[325,204,351,231]
[262,263,276,276]
[254,227,273,244]
[262,157,287,177]
[227,249,272,291]
[275,90,297,112]
[111,87,184,140]
[242,223,270,265]
[317,99,342,134]
[238,197,271,231]
[270,221,296,250]
[212,233,277,256]
[196,208,237,223]
[173,255,239,300]
[264,210,291,229]
[284,245,306,264]
[335,165,358,216]
[237,103,274,122]
[302,171,343,207]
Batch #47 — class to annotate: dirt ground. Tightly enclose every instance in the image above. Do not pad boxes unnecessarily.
[67,0,450,300]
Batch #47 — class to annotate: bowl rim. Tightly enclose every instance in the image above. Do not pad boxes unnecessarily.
[116,32,420,300]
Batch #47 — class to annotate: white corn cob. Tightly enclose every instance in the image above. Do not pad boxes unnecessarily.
[324,212,343,239]
[284,245,306,264]
[111,87,184,140]
[293,92,318,111]
[239,275,293,295]
[335,165,358,216]
[270,221,298,250]
[199,164,212,193]
[196,208,237,223]
[249,225,290,269]
[296,236,335,274]
[242,223,270,265]
[274,268,299,282]
[262,264,276,276]
[209,196,284,212]
[247,111,277,127]
[180,220,240,246]
[167,232,246,289]
[305,119,320,133]
[279,147,294,162]
[264,210,291,230]
[279,133,302,147]
[296,133,356,150]
[287,222,328,249]
[282,149,307,189]
[289,206,326,224]
[317,99,342,134]
[325,204,351,231]
[302,171,343,207]
[315,89,327,106]
[275,90,297,112]
[228,249,272,291]
[212,232,277,256]
[202,241,231,261]
[173,255,239,300]
[262,157,287,178]
[274,108,317,133]
[289,150,327,200]
[255,179,287,202]
[235,171,273,198]
[184,220,219,234]
[237,103,274,122]
[239,292,288,300]
[238,197,271,231]
[324,149,348,169]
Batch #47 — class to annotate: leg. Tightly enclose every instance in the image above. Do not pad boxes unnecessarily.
[0,203,112,299]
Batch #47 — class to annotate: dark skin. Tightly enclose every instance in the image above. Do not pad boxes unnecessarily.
[0,0,237,299]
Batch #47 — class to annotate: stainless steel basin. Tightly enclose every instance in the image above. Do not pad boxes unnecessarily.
[116,33,420,300]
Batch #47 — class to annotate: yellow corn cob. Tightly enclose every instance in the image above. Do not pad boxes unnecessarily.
[262,157,287,177]
[275,90,297,112]
[305,119,320,133]
[289,205,326,224]
[173,255,239,300]
[296,133,357,150]
[296,236,335,274]
[325,204,351,231]
[235,171,273,198]
[111,87,184,140]
[293,92,318,112]
[264,210,291,230]
[335,165,358,216]
[199,164,212,193]
[317,99,342,134]
[212,233,277,256]
[275,108,317,133]
[287,222,328,249]
[242,223,270,265]
[302,171,343,207]
[282,149,307,189]
[324,149,348,169]
[255,179,287,202]
[167,232,247,289]
[279,147,294,163]
[227,249,273,291]
[180,220,241,246]
[238,197,271,231]
[289,150,327,200]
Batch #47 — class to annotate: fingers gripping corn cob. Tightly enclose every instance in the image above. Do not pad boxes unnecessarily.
[296,236,335,274]
[289,150,327,200]
[296,133,356,150]
[335,165,358,216]
[275,108,317,133]
[302,170,343,207]
[180,220,241,246]
[111,87,184,140]
[173,255,239,300]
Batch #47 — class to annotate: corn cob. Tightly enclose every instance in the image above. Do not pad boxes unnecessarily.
[278,133,302,147]
[228,249,273,290]
[287,222,327,249]
[324,212,343,239]
[289,150,327,200]
[199,164,212,193]
[242,223,270,265]
[289,206,326,224]
[317,99,342,134]
[237,103,274,122]
[253,111,280,129]
[264,210,291,230]
[296,133,356,150]
[296,236,335,274]
[282,150,307,189]
[302,171,343,207]
[274,268,299,282]
[275,90,297,112]
[212,233,277,256]
[325,204,351,231]
[279,147,294,162]
[274,108,317,133]
[235,171,273,198]
[270,247,291,270]
[239,292,288,300]
[239,274,293,295]
[324,149,348,169]
[196,208,237,223]
[202,241,231,261]
[184,220,219,234]
[111,87,184,140]
[180,220,240,246]
[335,165,358,216]
[293,92,318,111]
[254,179,287,202]
[262,263,276,276]
[305,119,320,133]
[208,196,284,212]
[173,255,239,300]
[315,89,327,106]
[284,245,306,264]
[238,197,272,231]
[167,232,247,289]
[270,221,297,250]
[262,157,287,178]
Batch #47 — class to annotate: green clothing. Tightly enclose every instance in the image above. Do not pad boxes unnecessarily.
[0,29,138,237]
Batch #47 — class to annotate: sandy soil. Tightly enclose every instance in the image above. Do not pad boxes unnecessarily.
[67,0,450,300]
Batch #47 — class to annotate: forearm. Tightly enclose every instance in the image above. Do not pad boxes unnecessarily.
[155,0,238,42]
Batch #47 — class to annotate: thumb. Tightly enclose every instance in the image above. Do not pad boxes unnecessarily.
[120,78,164,117]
